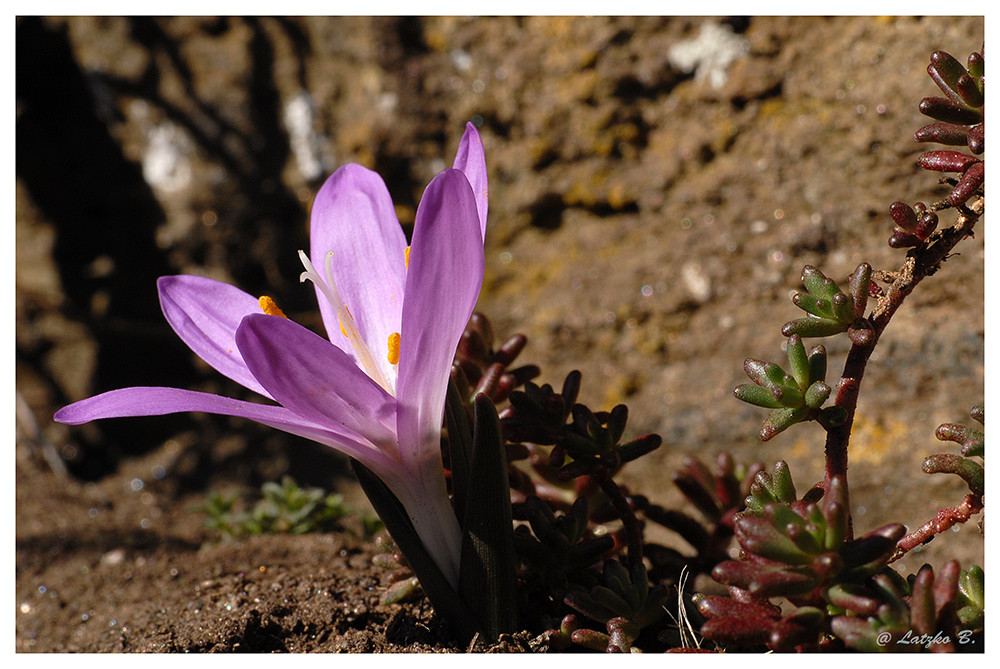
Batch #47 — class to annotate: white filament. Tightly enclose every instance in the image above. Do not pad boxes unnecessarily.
[298,250,392,394]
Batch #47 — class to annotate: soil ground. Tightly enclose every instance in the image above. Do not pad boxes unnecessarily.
[15,16,984,652]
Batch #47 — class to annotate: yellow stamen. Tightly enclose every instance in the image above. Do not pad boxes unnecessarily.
[258,296,287,318]
[387,332,400,365]
[338,306,352,337]
[404,246,410,270]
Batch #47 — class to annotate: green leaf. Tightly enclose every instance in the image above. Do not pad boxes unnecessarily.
[760,406,808,441]
[445,376,475,527]
[782,316,849,338]
[804,381,831,409]
[785,335,810,389]
[792,292,833,318]
[734,383,784,408]
[458,394,518,641]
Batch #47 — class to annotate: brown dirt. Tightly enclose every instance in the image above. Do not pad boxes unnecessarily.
[16,16,984,652]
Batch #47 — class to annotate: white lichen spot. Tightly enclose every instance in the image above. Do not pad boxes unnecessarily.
[450,49,473,73]
[667,22,750,90]
[681,261,712,303]
[377,91,399,114]
[142,122,193,193]
[283,91,327,181]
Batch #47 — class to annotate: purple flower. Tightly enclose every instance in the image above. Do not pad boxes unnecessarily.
[55,123,489,586]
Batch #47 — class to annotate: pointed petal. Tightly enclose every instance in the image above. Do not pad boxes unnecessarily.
[452,122,489,238]
[309,164,406,384]
[53,386,395,471]
[158,275,272,399]
[236,313,399,454]
[396,169,484,474]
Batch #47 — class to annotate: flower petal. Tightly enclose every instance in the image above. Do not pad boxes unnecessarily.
[396,169,484,474]
[309,164,407,384]
[52,386,394,471]
[452,122,489,239]
[235,313,399,454]
[158,275,273,399]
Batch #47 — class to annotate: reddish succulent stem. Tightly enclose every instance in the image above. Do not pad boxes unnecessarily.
[890,493,984,563]
[594,468,644,570]
[822,199,982,540]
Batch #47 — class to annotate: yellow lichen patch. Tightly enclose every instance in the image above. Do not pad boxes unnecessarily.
[848,414,913,466]
[387,332,401,365]
[258,296,287,318]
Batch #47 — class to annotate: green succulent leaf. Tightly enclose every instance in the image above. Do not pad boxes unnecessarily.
[734,383,782,408]
[785,335,810,388]
[760,406,808,441]
[803,381,831,409]
[922,453,984,497]
[782,316,850,338]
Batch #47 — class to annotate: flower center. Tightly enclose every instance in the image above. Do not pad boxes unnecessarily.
[298,250,394,393]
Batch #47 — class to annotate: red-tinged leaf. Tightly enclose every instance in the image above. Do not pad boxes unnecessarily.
[919,96,983,125]
[569,628,610,652]
[839,523,905,572]
[968,123,984,154]
[967,51,984,79]
[956,72,984,108]
[917,150,980,173]
[933,560,960,619]
[889,230,920,248]
[672,469,722,521]
[847,322,875,347]
[915,210,938,239]
[914,121,970,146]
[827,583,881,616]
[682,453,718,491]
[922,453,984,497]
[695,593,781,619]
[948,160,984,206]
[909,565,937,636]
[928,51,968,101]
[936,421,984,457]
[642,506,710,548]
[759,406,808,441]
[849,263,871,316]
[733,515,812,565]
[617,433,661,463]
[768,608,825,651]
[889,201,918,230]
[699,617,772,646]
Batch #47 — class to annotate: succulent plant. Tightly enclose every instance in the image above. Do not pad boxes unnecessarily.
[888,200,939,248]
[914,50,984,207]
[638,453,764,581]
[552,558,667,652]
[829,562,984,652]
[734,334,847,440]
[781,263,874,344]
[196,476,367,538]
